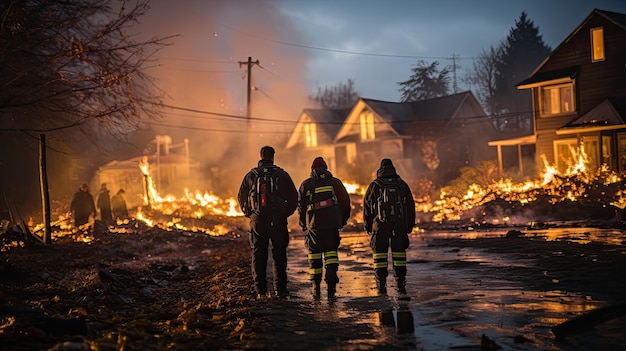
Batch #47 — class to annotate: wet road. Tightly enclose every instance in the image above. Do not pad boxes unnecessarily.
[256,228,626,351]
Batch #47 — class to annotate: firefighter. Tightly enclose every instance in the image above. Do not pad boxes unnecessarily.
[70,183,96,227]
[96,183,113,224]
[298,157,351,299]
[363,158,416,295]
[237,146,298,299]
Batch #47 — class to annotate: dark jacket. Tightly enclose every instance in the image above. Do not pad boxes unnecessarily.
[363,163,416,234]
[71,189,96,219]
[298,168,351,231]
[237,159,298,223]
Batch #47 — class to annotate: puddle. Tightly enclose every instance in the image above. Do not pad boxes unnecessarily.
[285,229,626,350]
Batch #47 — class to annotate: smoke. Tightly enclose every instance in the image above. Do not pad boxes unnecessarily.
[139,0,311,195]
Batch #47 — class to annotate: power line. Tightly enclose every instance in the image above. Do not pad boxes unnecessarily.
[215,22,476,61]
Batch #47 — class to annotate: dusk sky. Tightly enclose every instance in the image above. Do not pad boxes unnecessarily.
[139,0,626,160]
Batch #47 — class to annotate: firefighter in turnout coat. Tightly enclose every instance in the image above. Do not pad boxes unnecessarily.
[298,157,351,299]
[363,158,416,294]
[237,146,298,299]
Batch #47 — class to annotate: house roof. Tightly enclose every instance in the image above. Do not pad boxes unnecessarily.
[285,108,351,149]
[556,97,626,134]
[99,154,199,171]
[520,9,626,83]
[357,91,479,135]
[516,66,579,89]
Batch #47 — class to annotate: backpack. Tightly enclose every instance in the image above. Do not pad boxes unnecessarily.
[249,166,280,215]
[374,177,405,223]
[305,180,343,230]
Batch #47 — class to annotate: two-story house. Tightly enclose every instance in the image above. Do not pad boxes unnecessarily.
[490,9,626,176]
[285,91,497,185]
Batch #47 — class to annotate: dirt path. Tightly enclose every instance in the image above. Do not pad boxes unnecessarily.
[2,226,626,350]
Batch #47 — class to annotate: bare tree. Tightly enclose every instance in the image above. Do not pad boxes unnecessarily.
[0,0,173,212]
[311,78,360,109]
[464,45,502,116]
[398,60,449,102]
[0,0,173,143]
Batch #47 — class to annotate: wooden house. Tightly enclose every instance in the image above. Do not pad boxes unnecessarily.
[285,91,497,185]
[490,9,626,176]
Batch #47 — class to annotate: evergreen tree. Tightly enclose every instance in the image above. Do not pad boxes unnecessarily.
[398,60,450,102]
[494,12,551,132]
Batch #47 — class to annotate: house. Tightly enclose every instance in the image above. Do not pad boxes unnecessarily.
[285,91,497,186]
[490,9,626,176]
[91,136,199,208]
[284,108,351,182]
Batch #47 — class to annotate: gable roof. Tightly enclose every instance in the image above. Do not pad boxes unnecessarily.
[285,108,350,149]
[556,97,626,134]
[520,9,626,83]
[335,91,482,139]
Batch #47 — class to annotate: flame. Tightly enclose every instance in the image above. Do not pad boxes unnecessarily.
[430,146,624,223]
[343,181,367,195]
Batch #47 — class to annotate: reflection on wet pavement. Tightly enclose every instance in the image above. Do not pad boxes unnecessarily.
[283,229,626,350]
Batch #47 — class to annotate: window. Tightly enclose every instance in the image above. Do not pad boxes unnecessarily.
[591,27,605,62]
[618,133,626,172]
[304,122,317,147]
[582,136,600,171]
[540,83,575,116]
[602,135,611,167]
[554,139,577,173]
[359,110,375,140]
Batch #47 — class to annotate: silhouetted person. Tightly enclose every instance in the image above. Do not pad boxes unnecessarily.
[297,157,351,299]
[363,158,415,295]
[111,189,129,220]
[96,183,113,224]
[70,183,96,227]
[237,146,298,299]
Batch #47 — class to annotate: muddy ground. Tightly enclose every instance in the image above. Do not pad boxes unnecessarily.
[1,220,626,350]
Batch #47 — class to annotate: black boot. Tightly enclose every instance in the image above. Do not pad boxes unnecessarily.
[327,283,336,299]
[377,276,387,295]
[312,281,321,299]
[397,277,407,294]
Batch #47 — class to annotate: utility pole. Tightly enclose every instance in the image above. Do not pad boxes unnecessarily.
[450,53,460,93]
[238,57,260,166]
[39,134,51,245]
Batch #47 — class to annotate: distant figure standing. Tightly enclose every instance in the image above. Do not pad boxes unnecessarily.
[297,157,351,299]
[96,183,113,224]
[363,158,416,295]
[111,189,129,220]
[70,183,96,227]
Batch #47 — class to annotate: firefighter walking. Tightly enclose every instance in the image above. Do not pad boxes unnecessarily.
[363,158,416,294]
[238,146,298,299]
[298,157,351,299]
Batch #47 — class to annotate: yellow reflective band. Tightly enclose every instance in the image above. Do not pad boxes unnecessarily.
[323,251,338,258]
[373,253,388,259]
[374,262,388,269]
[308,253,323,259]
[393,261,407,267]
[309,268,323,275]
[314,186,334,193]
[324,258,339,264]
[392,252,407,258]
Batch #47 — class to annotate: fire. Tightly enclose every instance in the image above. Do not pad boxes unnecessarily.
[343,181,367,195]
[133,157,244,234]
[429,147,623,223]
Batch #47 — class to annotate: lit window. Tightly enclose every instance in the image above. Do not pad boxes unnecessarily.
[304,122,317,147]
[591,27,605,62]
[359,111,375,140]
[540,83,575,116]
